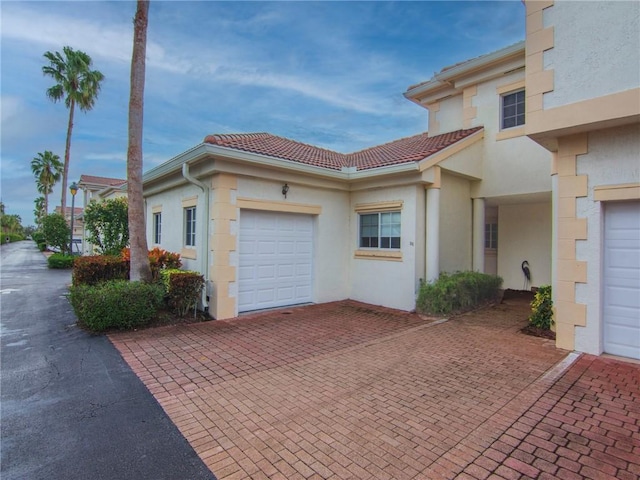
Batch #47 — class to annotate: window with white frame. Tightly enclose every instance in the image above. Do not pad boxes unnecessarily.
[153,212,162,244]
[485,223,498,250]
[184,206,196,247]
[359,211,401,249]
[501,90,525,129]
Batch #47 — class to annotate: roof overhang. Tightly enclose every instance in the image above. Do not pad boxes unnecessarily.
[404,41,525,106]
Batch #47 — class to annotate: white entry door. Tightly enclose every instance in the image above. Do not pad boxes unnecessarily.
[603,201,640,360]
[238,210,313,312]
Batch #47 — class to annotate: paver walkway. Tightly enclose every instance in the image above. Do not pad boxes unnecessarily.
[110,298,640,479]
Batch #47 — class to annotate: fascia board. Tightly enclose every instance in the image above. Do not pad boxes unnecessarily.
[404,80,455,104]
[435,41,525,83]
[349,162,419,181]
[405,41,525,102]
[452,58,525,90]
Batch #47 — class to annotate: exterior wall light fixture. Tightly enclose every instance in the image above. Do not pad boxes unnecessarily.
[282,183,289,199]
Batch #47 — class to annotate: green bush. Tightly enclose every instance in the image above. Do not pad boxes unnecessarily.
[68,280,164,332]
[41,213,71,253]
[32,231,45,244]
[416,271,503,315]
[1,233,25,244]
[83,197,129,255]
[48,253,74,269]
[72,255,129,286]
[37,242,47,252]
[529,285,554,330]
[160,269,205,316]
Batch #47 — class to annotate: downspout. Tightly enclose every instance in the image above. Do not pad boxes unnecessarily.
[182,162,210,312]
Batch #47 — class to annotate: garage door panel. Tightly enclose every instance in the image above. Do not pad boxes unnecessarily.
[257,264,276,280]
[604,201,640,360]
[239,210,313,312]
[278,240,295,255]
[605,286,640,310]
[257,240,277,254]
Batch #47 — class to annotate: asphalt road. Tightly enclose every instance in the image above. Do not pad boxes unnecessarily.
[0,241,216,480]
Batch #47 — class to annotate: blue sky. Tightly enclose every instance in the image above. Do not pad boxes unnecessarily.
[1,1,525,225]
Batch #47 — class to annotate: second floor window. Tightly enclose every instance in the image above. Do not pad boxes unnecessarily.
[184,206,196,247]
[501,90,525,129]
[153,212,162,244]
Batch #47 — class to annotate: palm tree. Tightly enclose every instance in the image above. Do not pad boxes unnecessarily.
[128,0,152,282]
[1,214,22,235]
[42,46,104,213]
[34,197,46,227]
[31,151,63,215]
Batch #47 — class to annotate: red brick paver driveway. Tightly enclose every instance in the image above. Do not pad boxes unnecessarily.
[110,299,640,479]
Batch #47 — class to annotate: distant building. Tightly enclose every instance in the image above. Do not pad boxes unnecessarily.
[77,175,127,254]
[54,206,84,253]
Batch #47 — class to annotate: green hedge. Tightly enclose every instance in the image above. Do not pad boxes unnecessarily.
[68,280,164,332]
[416,271,503,315]
[1,233,25,244]
[47,253,74,269]
[72,255,129,286]
[160,269,205,316]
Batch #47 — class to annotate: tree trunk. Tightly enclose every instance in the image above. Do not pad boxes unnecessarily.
[127,0,152,283]
[61,100,74,213]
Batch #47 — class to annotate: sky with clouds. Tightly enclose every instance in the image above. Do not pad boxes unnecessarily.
[1,0,525,225]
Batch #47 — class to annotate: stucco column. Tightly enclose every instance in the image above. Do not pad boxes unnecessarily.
[426,186,440,283]
[472,198,485,273]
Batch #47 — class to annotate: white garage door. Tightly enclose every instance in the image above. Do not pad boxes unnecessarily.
[603,201,640,360]
[238,210,313,312]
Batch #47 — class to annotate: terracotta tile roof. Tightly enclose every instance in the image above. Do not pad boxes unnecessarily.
[78,174,127,187]
[55,206,83,216]
[204,127,482,172]
[348,127,483,170]
[204,133,346,170]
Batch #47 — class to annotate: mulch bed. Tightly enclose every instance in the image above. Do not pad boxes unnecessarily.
[520,324,556,340]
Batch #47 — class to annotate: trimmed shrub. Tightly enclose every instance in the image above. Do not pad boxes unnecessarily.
[72,255,129,286]
[37,242,47,252]
[529,285,554,330]
[48,253,74,269]
[1,232,25,244]
[68,280,164,332]
[160,269,205,316]
[121,247,182,281]
[416,271,503,315]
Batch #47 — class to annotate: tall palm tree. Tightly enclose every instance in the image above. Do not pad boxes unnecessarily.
[31,150,63,215]
[128,0,152,282]
[42,46,104,213]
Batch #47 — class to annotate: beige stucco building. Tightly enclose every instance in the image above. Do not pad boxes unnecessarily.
[142,41,554,324]
[138,0,638,362]
[525,0,640,360]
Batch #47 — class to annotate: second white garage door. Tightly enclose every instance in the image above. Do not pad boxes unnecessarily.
[603,201,640,360]
[238,210,313,312]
